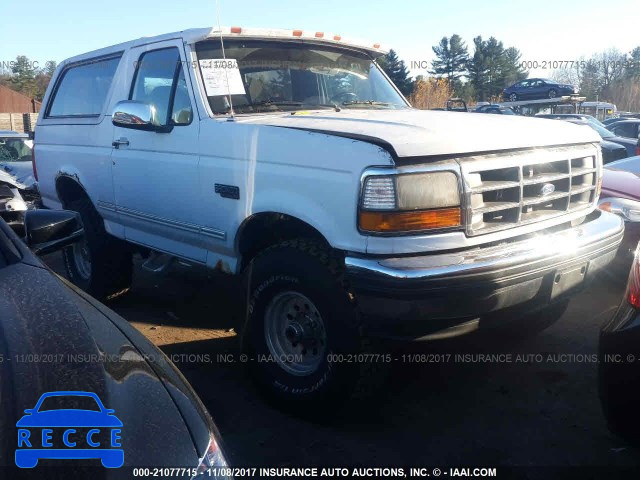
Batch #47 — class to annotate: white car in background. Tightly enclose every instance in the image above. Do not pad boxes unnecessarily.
[0,130,39,230]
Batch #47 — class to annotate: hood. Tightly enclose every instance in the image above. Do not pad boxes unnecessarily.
[606,135,638,147]
[237,109,600,158]
[0,161,35,189]
[602,167,640,201]
[605,156,640,175]
[601,139,627,151]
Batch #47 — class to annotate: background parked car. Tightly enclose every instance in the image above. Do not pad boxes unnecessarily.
[503,78,576,102]
[562,119,635,159]
[535,113,605,128]
[606,119,640,139]
[473,105,516,115]
[446,98,468,112]
[0,131,39,231]
[0,130,35,187]
[553,119,628,163]
[0,212,230,476]
[603,117,622,126]
[599,241,640,446]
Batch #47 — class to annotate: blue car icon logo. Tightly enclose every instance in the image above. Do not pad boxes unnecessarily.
[15,391,124,468]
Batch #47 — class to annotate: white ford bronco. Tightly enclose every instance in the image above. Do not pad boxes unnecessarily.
[36,27,623,408]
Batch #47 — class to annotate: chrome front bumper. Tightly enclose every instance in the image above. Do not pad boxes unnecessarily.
[345,211,624,337]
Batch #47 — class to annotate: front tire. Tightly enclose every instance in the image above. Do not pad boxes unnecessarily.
[62,197,133,300]
[509,93,518,102]
[242,239,371,413]
[548,89,558,99]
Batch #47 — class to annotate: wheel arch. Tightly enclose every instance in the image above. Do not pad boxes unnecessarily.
[55,173,91,208]
[235,212,332,271]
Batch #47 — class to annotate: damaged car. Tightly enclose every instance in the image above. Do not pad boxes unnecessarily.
[0,130,40,230]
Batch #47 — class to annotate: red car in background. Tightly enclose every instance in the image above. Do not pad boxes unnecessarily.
[599,155,640,276]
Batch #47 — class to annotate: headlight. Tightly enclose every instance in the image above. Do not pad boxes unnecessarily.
[359,171,462,233]
[599,197,640,222]
[192,432,232,479]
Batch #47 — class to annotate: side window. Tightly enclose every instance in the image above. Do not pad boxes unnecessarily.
[130,48,193,127]
[47,55,121,117]
[613,124,633,138]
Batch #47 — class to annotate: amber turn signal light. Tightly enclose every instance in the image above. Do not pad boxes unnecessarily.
[359,207,462,233]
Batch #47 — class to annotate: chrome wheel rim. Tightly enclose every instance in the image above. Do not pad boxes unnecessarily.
[264,291,327,376]
[549,90,556,98]
[510,94,517,102]
[72,239,92,281]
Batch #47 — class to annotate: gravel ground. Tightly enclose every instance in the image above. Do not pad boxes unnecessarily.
[44,253,640,472]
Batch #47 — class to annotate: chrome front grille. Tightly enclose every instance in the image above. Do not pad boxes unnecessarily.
[461,145,600,236]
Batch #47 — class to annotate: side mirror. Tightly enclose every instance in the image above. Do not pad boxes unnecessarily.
[112,100,172,133]
[24,210,84,256]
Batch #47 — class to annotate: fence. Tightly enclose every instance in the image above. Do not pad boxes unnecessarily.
[0,113,38,133]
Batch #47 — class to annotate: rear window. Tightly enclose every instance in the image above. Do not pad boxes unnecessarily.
[47,54,122,118]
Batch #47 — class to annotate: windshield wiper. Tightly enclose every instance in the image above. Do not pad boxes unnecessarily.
[244,100,342,113]
[304,103,341,112]
[251,100,304,108]
[341,100,393,107]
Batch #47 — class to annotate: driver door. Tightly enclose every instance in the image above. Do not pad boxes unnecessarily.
[111,41,206,263]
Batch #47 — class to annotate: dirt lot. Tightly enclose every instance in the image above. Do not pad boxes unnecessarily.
[45,253,640,470]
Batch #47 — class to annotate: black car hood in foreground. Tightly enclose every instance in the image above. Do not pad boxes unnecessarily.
[605,135,638,157]
[601,140,628,164]
[0,222,217,477]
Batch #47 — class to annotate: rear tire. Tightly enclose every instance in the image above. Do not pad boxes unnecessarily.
[62,197,132,300]
[242,239,377,414]
[549,89,558,99]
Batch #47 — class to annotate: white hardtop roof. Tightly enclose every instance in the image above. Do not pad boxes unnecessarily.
[60,26,388,66]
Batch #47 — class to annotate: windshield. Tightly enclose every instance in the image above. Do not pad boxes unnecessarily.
[195,39,409,114]
[583,115,606,128]
[588,122,615,139]
[0,137,32,163]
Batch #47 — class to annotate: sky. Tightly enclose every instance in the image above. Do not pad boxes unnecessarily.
[2,0,640,79]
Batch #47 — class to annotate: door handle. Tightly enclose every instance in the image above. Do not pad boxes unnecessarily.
[112,138,130,149]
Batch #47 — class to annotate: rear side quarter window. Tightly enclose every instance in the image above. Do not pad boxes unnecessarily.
[46,54,122,118]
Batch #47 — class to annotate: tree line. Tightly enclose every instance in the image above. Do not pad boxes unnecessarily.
[552,48,640,111]
[378,35,640,111]
[0,56,57,101]
[378,34,527,103]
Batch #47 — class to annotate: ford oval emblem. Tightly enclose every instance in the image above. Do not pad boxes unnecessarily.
[539,183,556,197]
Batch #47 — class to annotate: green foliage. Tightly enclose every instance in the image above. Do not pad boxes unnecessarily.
[10,55,38,98]
[430,34,469,92]
[578,59,603,100]
[43,60,58,77]
[466,36,527,101]
[3,56,57,101]
[378,49,414,96]
[625,47,640,79]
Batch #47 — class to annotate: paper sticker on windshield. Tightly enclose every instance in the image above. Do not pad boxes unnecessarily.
[199,59,245,96]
